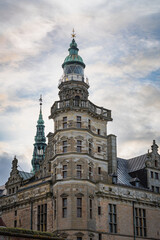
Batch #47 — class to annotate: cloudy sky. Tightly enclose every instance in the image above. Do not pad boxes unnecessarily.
[0,0,160,185]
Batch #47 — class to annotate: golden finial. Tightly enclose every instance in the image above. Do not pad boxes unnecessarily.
[71,28,76,38]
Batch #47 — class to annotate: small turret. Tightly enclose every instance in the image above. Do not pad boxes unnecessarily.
[31,95,47,173]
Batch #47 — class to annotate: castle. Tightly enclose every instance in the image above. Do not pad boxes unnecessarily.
[0,33,160,240]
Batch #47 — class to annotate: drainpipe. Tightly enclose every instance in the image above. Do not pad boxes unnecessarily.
[30,199,33,230]
[132,201,136,240]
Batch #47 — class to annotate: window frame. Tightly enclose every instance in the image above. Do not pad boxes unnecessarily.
[62,198,67,218]
[77,116,81,128]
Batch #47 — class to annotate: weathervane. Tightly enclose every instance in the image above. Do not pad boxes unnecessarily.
[71,28,76,39]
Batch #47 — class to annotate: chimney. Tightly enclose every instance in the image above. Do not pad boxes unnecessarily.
[107,134,117,174]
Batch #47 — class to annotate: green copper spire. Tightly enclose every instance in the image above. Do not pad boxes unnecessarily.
[62,29,85,68]
[31,95,47,173]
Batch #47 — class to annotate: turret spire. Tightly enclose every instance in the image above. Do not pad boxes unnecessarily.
[31,95,47,173]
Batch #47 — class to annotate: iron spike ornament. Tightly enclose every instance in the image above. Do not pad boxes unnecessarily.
[71,28,76,39]
[39,94,42,106]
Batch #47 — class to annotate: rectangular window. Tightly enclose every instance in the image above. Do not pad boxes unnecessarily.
[49,162,51,172]
[37,204,47,231]
[88,119,91,130]
[14,220,17,228]
[108,204,117,233]
[89,166,92,180]
[155,187,159,193]
[151,171,153,178]
[63,117,67,129]
[155,172,159,179]
[77,116,81,128]
[54,199,56,219]
[62,198,67,218]
[98,146,101,153]
[63,141,67,153]
[89,143,92,155]
[89,199,92,219]
[98,233,102,240]
[98,206,101,215]
[55,167,57,180]
[77,165,82,179]
[77,198,82,218]
[98,167,101,175]
[77,140,82,153]
[62,165,67,179]
[97,129,101,135]
[135,208,147,237]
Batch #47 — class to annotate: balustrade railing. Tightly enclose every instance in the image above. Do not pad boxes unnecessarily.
[58,74,89,86]
[50,99,111,120]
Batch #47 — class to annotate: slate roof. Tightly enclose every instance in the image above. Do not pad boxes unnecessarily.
[117,154,147,187]
[128,154,147,172]
[19,171,34,180]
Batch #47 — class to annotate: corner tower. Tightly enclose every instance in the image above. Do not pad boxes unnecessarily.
[32,96,47,173]
[48,31,115,239]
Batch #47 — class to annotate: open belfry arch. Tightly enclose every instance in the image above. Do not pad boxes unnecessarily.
[0,31,160,240]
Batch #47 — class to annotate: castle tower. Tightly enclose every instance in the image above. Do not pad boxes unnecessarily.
[32,96,47,173]
[48,31,115,238]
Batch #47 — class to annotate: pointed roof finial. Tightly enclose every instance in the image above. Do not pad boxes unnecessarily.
[71,28,76,39]
[39,94,42,112]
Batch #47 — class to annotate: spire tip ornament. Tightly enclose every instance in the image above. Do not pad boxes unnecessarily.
[71,28,76,39]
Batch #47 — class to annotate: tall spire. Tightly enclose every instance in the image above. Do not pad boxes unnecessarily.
[31,95,47,173]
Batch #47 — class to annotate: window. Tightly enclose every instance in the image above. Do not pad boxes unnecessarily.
[49,162,51,172]
[77,198,82,217]
[135,208,147,237]
[88,119,91,130]
[89,143,92,155]
[108,204,117,233]
[55,167,57,180]
[98,206,101,215]
[77,140,82,152]
[37,204,47,231]
[98,167,101,175]
[97,129,101,135]
[98,233,102,240]
[77,116,81,128]
[77,165,82,179]
[151,171,153,178]
[89,199,92,219]
[98,146,101,153]
[155,172,159,179]
[63,117,67,129]
[63,141,67,153]
[14,220,17,228]
[155,187,159,193]
[54,199,56,219]
[62,165,67,179]
[62,198,67,218]
[89,166,92,180]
